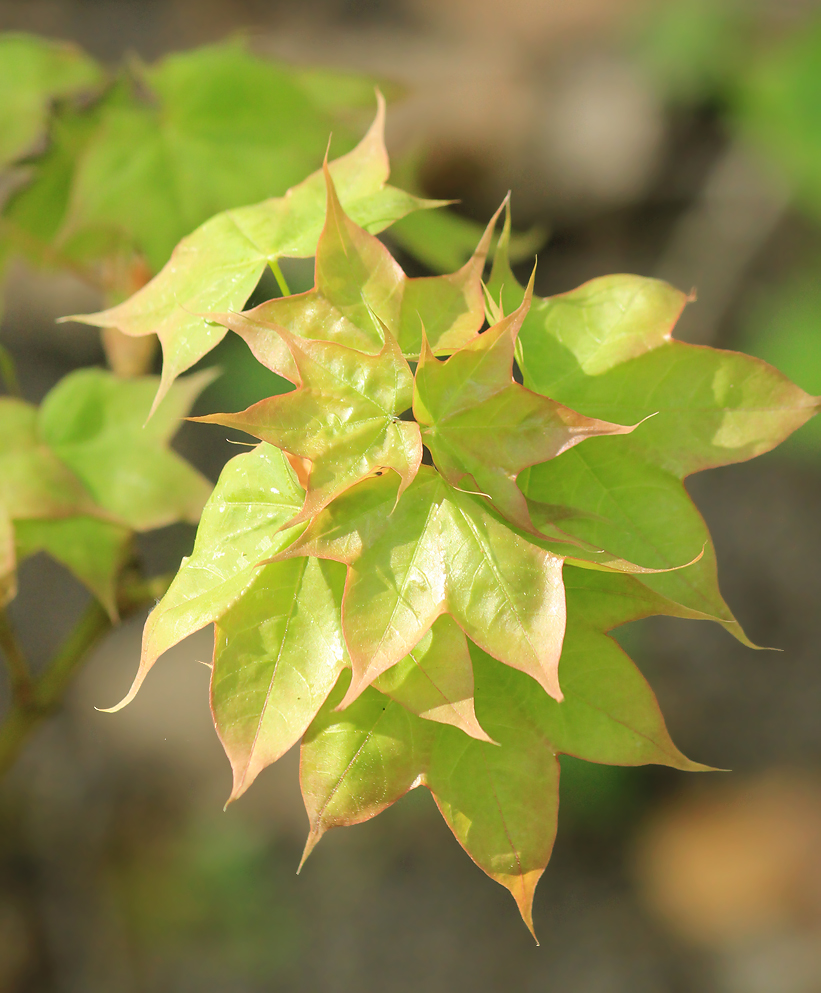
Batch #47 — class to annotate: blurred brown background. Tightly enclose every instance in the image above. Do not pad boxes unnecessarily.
[2,1,821,991]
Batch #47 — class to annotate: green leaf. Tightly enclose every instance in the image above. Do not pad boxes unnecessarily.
[425,706,558,938]
[68,96,441,413]
[1,98,105,264]
[14,515,131,619]
[491,229,819,636]
[109,443,304,711]
[414,275,635,533]
[59,41,352,272]
[373,614,492,742]
[0,33,102,169]
[299,670,434,866]
[522,567,713,768]
[280,468,566,709]
[426,567,710,934]
[213,168,496,375]
[213,557,348,802]
[0,396,98,520]
[196,327,421,526]
[37,368,214,532]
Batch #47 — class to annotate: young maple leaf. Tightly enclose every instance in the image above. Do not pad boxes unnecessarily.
[66,95,441,414]
[414,271,636,535]
[213,556,349,803]
[209,164,501,378]
[193,326,421,527]
[299,567,712,936]
[488,207,821,642]
[372,614,493,743]
[104,443,305,712]
[215,597,493,806]
[277,468,567,709]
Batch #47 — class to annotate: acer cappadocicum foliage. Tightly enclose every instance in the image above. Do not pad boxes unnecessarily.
[70,103,819,938]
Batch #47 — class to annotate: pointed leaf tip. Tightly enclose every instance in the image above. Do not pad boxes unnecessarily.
[297,827,324,874]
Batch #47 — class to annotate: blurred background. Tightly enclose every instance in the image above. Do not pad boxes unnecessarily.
[1,0,821,990]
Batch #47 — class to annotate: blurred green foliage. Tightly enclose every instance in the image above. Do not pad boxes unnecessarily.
[635,3,821,459]
[120,816,305,981]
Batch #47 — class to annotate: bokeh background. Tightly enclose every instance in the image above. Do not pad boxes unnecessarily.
[2,1,821,990]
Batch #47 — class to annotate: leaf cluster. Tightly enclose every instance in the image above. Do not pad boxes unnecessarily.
[75,104,819,934]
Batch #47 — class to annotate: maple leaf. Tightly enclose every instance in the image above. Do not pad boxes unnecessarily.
[0,33,102,169]
[194,327,421,527]
[414,271,637,534]
[0,396,99,522]
[104,442,304,712]
[373,614,493,743]
[213,556,348,803]
[67,96,441,413]
[15,517,131,620]
[488,209,820,640]
[38,368,214,531]
[278,468,567,708]
[58,41,354,273]
[298,672,436,869]
[209,165,499,378]
[212,566,491,805]
[299,567,711,934]
[0,369,215,616]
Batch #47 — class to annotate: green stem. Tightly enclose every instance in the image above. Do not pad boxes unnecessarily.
[269,258,292,297]
[0,572,173,778]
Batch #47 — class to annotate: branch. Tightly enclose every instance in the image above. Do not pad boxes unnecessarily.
[0,572,173,778]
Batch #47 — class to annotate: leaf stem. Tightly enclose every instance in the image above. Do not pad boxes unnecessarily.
[269,258,292,297]
[0,572,174,778]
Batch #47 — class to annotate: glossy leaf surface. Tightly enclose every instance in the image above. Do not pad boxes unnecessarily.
[196,328,421,526]
[113,443,304,711]
[373,614,492,742]
[280,468,566,708]
[213,557,348,802]
[414,279,635,533]
[94,112,819,933]
[213,169,495,376]
[489,221,819,636]
[299,671,434,865]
